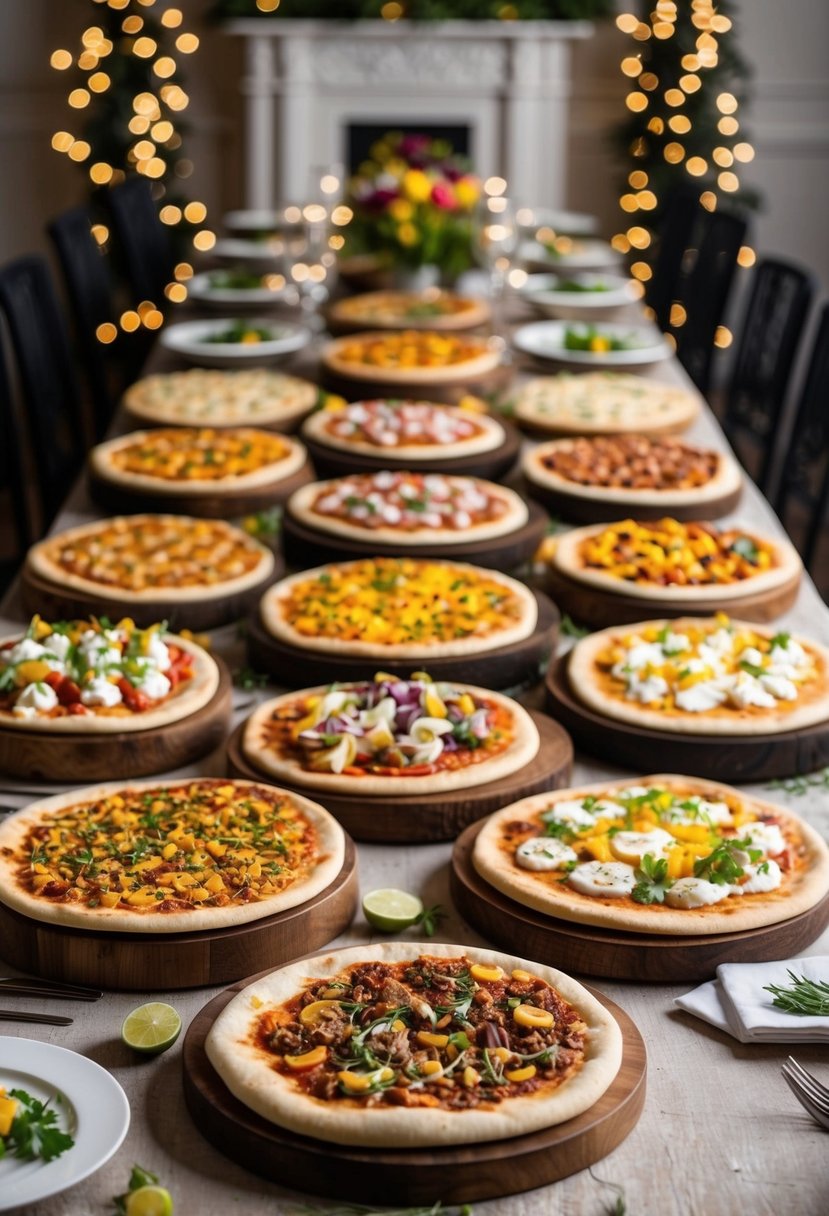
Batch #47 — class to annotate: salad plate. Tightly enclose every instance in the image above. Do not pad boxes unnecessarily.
[160,317,310,367]
[521,273,638,319]
[188,268,291,308]
[521,238,623,273]
[513,320,670,368]
[517,207,598,236]
[212,238,284,267]
[0,1038,129,1212]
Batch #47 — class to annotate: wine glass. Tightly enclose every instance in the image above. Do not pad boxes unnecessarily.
[285,213,337,331]
[472,195,519,340]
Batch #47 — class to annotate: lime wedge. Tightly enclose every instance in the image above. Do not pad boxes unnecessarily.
[362,888,424,932]
[125,1186,174,1216]
[121,1002,182,1055]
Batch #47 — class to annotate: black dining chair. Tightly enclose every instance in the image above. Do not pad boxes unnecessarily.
[646,185,700,331]
[0,255,88,535]
[722,258,815,494]
[103,176,174,305]
[774,302,829,574]
[0,334,33,592]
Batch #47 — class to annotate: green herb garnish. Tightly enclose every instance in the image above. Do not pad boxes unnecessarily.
[1,1089,74,1163]
[631,853,672,905]
[763,971,829,1016]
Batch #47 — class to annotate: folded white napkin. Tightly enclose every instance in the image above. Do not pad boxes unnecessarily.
[675,956,829,1043]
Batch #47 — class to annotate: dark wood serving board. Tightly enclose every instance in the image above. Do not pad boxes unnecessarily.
[0,836,358,991]
[302,416,522,481]
[538,566,801,629]
[281,500,549,572]
[225,710,573,843]
[451,820,829,983]
[246,590,559,691]
[20,559,283,633]
[181,957,646,1206]
[320,361,515,407]
[0,658,233,783]
[545,654,829,782]
[522,474,744,524]
[88,460,313,520]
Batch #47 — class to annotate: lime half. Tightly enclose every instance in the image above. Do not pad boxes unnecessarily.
[121,1002,182,1055]
[125,1186,174,1216]
[363,888,424,932]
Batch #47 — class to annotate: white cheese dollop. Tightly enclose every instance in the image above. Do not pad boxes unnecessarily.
[740,822,786,857]
[6,638,49,665]
[674,681,728,713]
[568,861,638,898]
[42,632,72,663]
[727,672,777,710]
[661,631,691,655]
[540,798,614,829]
[738,859,782,894]
[662,796,733,827]
[759,674,798,701]
[80,677,124,708]
[664,877,731,909]
[13,681,59,714]
[626,673,669,704]
[77,629,121,671]
[624,641,666,670]
[515,837,578,872]
[132,669,171,700]
[769,637,807,667]
[144,633,172,672]
[610,828,675,866]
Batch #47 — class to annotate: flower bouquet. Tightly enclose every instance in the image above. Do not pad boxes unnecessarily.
[344,133,481,283]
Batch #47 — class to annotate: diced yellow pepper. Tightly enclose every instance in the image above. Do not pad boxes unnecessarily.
[513,1005,554,1030]
[506,1064,537,1083]
[416,1030,449,1048]
[299,999,342,1026]
[420,1060,443,1077]
[285,1046,327,1071]
[100,891,121,908]
[470,963,504,983]
[0,1094,18,1137]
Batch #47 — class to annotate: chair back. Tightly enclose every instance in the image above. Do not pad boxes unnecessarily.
[723,258,815,492]
[105,176,173,304]
[775,302,829,571]
[646,186,700,331]
[0,333,33,587]
[0,255,86,532]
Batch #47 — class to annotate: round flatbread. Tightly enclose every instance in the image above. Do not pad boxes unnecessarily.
[287,472,528,547]
[473,775,829,935]
[204,941,623,1147]
[569,616,829,736]
[90,428,307,495]
[302,400,506,462]
[123,368,318,429]
[27,514,274,604]
[259,558,538,659]
[552,519,801,603]
[322,331,502,385]
[0,618,218,733]
[327,290,491,332]
[0,778,344,933]
[514,373,698,436]
[242,676,540,795]
[523,435,742,509]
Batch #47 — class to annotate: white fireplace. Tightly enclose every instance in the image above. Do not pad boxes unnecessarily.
[224,19,592,209]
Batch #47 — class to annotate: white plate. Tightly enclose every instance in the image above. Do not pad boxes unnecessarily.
[160,318,310,367]
[516,207,598,236]
[223,208,303,235]
[521,272,637,317]
[0,1038,130,1212]
[212,238,284,266]
[512,320,671,367]
[521,238,623,273]
[188,271,291,308]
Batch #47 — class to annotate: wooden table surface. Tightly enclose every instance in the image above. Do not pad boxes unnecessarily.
[2,292,828,1216]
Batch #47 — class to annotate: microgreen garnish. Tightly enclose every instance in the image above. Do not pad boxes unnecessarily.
[631,853,672,905]
[730,535,760,563]
[233,665,270,692]
[767,768,829,796]
[415,903,446,937]
[0,1089,74,1163]
[763,971,829,1017]
[693,843,746,885]
[560,613,590,639]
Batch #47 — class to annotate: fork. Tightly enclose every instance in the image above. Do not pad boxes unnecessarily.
[0,1010,73,1026]
[782,1056,829,1130]
[0,977,103,1001]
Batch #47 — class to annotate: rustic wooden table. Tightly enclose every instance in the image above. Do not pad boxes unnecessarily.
[2,294,828,1216]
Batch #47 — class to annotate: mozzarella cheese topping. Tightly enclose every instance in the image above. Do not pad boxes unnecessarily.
[516,373,696,427]
[515,837,578,871]
[321,400,488,450]
[308,471,510,533]
[124,368,316,425]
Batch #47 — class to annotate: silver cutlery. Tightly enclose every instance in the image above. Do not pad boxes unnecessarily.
[0,1010,73,1026]
[782,1056,829,1131]
[0,977,103,1001]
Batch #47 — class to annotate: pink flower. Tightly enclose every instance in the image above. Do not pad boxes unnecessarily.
[364,188,399,211]
[431,182,457,210]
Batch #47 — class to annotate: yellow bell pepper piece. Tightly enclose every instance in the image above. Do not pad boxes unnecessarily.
[513,1005,554,1030]
[284,1046,328,1071]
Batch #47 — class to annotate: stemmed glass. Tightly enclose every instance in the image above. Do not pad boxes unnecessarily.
[472,195,519,342]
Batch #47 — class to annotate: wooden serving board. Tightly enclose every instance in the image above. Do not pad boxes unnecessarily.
[181,958,646,1206]
[225,710,573,843]
[545,654,829,782]
[539,565,801,629]
[302,417,523,482]
[522,475,744,525]
[0,837,358,991]
[246,591,560,691]
[20,559,283,633]
[451,820,829,983]
[320,362,515,407]
[0,658,233,783]
[281,501,549,572]
[88,461,313,520]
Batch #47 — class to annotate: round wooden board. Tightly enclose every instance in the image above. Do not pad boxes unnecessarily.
[302,417,522,481]
[246,590,559,691]
[181,954,646,1206]
[0,658,233,783]
[522,476,744,525]
[545,653,829,782]
[0,837,358,991]
[451,820,829,983]
[88,461,313,520]
[320,361,515,406]
[225,710,573,843]
[20,559,283,632]
[281,500,549,572]
[538,565,801,629]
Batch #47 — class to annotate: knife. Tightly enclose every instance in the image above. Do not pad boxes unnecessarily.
[0,1010,73,1025]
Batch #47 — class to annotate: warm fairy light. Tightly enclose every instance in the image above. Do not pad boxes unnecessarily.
[626,226,651,249]
[176,33,198,53]
[630,261,652,280]
[90,162,113,184]
[51,49,72,69]
[69,88,91,108]
[153,56,176,78]
[161,8,183,27]
[381,2,404,17]
[717,92,738,114]
[664,88,684,107]
[629,169,648,188]
[78,51,99,70]
[129,116,150,134]
[133,139,155,158]
[143,309,164,329]
[143,157,166,178]
[664,142,685,163]
[183,201,207,223]
[133,92,158,115]
[713,147,733,167]
[611,234,631,253]
[737,245,756,267]
[663,331,677,351]
[88,71,110,91]
[714,325,733,348]
[151,120,173,141]
[120,310,141,332]
[484,176,507,197]
[637,190,657,209]
[616,13,638,34]
[718,116,739,136]
[328,233,345,251]
[733,142,754,162]
[718,171,739,192]
[256,0,281,10]
[686,156,707,176]
[132,37,157,58]
[91,223,109,245]
[679,74,701,93]
[174,262,194,280]
[96,322,117,344]
[82,27,104,48]
[51,130,74,152]
[193,230,216,251]
[699,190,717,210]
[122,15,143,34]
[621,56,642,77]
[670,303,687,327]
[626,92,648,112]
[165,282,187,302]
[68,140,91,162]
[620,194,638,213]
[669,115,691,133]
[332,205,353,226]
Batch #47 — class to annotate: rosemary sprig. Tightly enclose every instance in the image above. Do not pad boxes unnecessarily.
[764,971,829,1016]
[767,768,829,796]
[560,613,590,639]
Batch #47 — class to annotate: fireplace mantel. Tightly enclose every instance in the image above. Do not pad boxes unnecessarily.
[223,18,592,209]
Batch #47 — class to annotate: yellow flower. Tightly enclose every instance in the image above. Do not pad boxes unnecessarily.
[385,157,408,179]
[389,198,414,222]
[397,222,420,247]
[455,177,480,209]
[402,168,432,203]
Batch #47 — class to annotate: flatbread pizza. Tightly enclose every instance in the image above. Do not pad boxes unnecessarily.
[259,558,538,659]
[0,778,344,932]
[0,616,217,733]
[123,368,317,429]
[26,514,274,604]
[327,290,490,332]
[473,776,829,935]
[514,372,698,436]
[568,616,829,736]
[287,471,528,546]
[301,399,507,462]
[204,942,623,1147]
[322,330,502,386]
[242,673,540,795]
[552,518,801,603]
